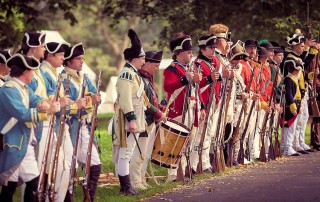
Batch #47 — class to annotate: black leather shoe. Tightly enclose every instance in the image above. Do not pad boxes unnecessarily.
[233,161,240,166]
[314,147,320,151]
[297,150,309,154]
[306,149,315,152]
[203,168,212,173]
[291,152,300,156]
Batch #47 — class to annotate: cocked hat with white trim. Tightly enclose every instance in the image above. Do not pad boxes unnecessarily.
[169,34,193,52]
[22,32,46,48]
[229,40,249,61]
[45,42,70,54]
[287,29,305,46]
[7,53,40,70]
[64,43,85,60]
[0,50,12,64]
[198,34,217,47]
[123,29,146,60]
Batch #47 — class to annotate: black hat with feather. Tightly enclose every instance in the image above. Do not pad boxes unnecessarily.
[123,29,145,60]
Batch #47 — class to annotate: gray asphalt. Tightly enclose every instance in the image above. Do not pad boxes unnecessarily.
[147,151,320,202]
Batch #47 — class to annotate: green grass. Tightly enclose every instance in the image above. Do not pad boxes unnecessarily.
[1,117,315,202]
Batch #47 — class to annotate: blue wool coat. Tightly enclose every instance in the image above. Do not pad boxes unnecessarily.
[0,79,47,184]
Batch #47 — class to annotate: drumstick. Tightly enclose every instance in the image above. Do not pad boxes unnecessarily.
[132,132,145,160]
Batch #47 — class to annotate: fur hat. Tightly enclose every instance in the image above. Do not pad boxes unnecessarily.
[64,43,85,60]
[209,24,231,41]
[287,29,305,46]
[7,53,40,70]
[0,50,12,64]
[145,51,163,63]
[22,32,46,48]
[45,42,71,54]
[123,29,146,60]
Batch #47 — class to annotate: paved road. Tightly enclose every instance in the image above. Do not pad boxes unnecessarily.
[147,151,320,202]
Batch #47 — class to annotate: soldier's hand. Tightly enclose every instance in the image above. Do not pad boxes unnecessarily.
[60,95,71,108]
[76,98,87,109]
[211,72,220,81]
[251,93,259,101]
[92,93,101,104]
[38,100,50,111]
[275,103,282,113]
[193,72,202,83]
[185,72,194,81]
[129,120,137,133]
[292,110,297,116]
[200,109,206,122]
[305,38,316,47]
[159,112,167,123]
[222,69,229,78]
[48,101,60,114]
[309,79,314,85]
[241,92,249,100]
[263,106,272,113]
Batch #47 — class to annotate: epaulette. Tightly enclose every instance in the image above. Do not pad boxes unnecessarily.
[119,71,134,81]
[5,83,14,88]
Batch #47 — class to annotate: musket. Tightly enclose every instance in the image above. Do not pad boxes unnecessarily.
[259,64,280,162]
[68,74,87,202]
[227,64,255,167]
[36,74,63,202]
[274,85,285,158]
[48,75,71,201]
[82,71,103,202]
[196,62,216,174]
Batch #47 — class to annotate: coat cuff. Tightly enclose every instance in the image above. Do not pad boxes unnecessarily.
[38,112,48,121]
[153,110,163,122]
[69,103,78,114]
[289,103,297,112]
[310,47,318,55]
[125,111,137,122]
[308,72,314,80]
[261,101,268,110]
[206,75,213,84]
[180,76,189,86]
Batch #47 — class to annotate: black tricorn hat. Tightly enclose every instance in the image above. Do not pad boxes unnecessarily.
[123,29,146,60]
[64,43,85,60]
[284,58,303,71]
[0,49,12,64]
[7,53,40,70]
[145,51,163,63]
[198,34,216,47]
[270,41,285,54]
[22,32,46,48]
[45,42,71,54]
[258,47,271,57]
[170,35,193,52]
[244,39,258,47]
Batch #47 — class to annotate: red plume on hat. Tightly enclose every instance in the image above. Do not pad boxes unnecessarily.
[123,29,145,60]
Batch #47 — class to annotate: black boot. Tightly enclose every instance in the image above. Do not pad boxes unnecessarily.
[0,181,18,202]
[118,175,138,196]
[24,176,39,202]
[89,164,101,201]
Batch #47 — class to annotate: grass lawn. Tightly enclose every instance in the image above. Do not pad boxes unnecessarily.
[2,115,314,202]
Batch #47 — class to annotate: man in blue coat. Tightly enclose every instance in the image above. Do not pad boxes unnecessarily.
[0,53,59,201]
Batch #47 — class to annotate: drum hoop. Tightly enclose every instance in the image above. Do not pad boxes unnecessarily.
[164,118,191,133]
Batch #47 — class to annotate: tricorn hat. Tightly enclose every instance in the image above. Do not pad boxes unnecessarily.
[244,39,258,47]
[7,53,40,70]
[287,29,305,46]
[45,42,71,54]
[22,32,46,48]
[270,41,285,54]
[64,43,85,60]
[198,34,217,47]
[229,40,249,61]
[258,47,271,57]
[123,29,146,60]
[170,34,193,52]
[145,51,163,63]
[0,49,12,64]
[209,24,231,41]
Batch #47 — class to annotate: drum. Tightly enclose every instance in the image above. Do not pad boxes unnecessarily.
[150,118,190,168]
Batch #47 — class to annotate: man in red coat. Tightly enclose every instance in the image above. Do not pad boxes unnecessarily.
[163,32,205,181]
